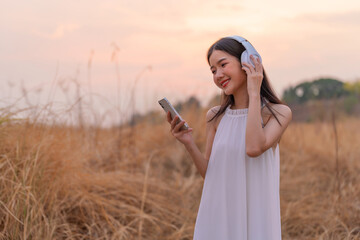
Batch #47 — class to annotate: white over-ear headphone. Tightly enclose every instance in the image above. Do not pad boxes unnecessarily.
[226,35,262,68]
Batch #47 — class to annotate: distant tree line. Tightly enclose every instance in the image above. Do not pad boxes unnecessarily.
[283,78,349,103]
[282,77,360,114]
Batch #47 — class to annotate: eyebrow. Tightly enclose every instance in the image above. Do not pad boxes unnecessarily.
[210,57,227,69]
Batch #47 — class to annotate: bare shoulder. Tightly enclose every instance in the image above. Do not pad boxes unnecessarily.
[264,103,292,125]
[206,105,221,122]
[273,104,292,119]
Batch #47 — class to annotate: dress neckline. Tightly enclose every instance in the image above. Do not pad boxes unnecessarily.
[225,105,248,116]
[225,101,267,116]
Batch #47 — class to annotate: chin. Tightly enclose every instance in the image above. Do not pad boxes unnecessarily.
[223,88,233,96]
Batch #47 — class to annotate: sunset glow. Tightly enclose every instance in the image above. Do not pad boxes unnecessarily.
[1,0,360,124]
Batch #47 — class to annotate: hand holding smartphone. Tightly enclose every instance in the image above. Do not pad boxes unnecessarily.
[158,97,189,131]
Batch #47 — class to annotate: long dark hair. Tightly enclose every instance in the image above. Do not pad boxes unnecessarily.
[207,37,284,125]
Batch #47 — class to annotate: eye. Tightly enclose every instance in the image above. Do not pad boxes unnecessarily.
[211,69,216,74]
[221,63,227,67]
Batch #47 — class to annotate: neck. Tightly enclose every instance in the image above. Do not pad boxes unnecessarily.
[231,86,249,109]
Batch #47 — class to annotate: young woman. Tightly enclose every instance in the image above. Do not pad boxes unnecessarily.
[166,36,292,240]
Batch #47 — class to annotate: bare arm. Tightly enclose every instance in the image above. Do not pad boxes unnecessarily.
[246,96,292,157]
[183,140,208,178]
[243,55,292,157]
[167,107,218,178]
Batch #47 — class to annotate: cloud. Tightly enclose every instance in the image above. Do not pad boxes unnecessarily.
[35,23,80,39]
[51,23,80,39]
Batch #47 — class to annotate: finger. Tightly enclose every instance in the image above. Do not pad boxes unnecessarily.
[255,56,263,72]
[170,115,178,130]
[183,128,193,134]
[174,120,186,132]
[173,126,192,136]
[242,63,251,75]
[166,111,172,123]
[251,55,261,72]
[256,56,261,64]
[186,128,193,133]
[243,62,254,73]
[242,65,250,75]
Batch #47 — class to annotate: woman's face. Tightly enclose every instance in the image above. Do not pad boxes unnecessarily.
[209,50,247,96]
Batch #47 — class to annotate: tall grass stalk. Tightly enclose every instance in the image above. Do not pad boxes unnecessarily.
[331,107,341,203]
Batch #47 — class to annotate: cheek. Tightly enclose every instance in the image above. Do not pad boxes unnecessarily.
[238,68,247,79]
[213,77,220,88]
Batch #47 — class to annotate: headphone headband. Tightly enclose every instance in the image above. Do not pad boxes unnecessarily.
[226,35,262,68]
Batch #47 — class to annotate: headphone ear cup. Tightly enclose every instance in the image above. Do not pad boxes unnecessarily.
[241,50,250,67]
[227,35,262,68]
[241,50,261,68]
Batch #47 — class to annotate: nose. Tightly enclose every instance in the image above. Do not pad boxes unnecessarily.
[214,68,224,81]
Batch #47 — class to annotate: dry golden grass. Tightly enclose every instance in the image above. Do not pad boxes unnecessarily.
[0,107,359,239]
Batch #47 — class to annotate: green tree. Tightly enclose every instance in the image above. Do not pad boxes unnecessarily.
[282,78,350,104]
[344,80,360,96]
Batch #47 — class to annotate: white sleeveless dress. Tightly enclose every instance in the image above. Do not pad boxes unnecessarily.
[193,104,281,240]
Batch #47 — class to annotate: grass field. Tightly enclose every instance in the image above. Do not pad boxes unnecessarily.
[0,106,359,239]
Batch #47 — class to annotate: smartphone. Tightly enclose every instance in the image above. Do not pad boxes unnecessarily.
[158,97,189,131]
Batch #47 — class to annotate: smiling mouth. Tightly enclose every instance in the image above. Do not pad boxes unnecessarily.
[220,79,230,87]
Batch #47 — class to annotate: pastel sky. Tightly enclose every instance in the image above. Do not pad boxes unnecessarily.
[1,0,360,125]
